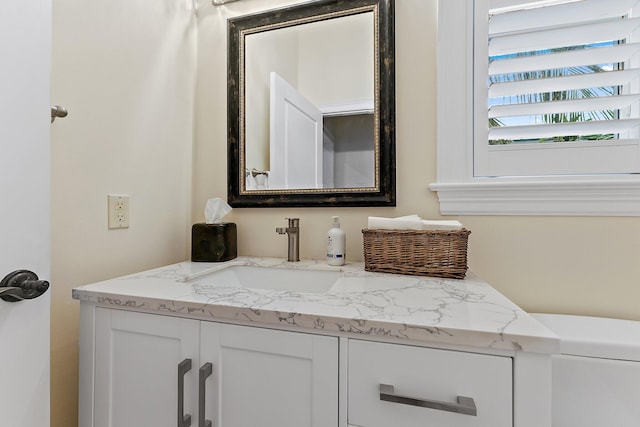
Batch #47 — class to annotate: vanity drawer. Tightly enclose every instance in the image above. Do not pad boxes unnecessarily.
[348,340,512,427]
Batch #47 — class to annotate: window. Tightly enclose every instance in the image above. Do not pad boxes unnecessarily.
[431,0,640,215]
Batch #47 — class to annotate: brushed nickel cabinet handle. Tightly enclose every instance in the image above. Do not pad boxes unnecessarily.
[379,383,477,416]
[199,363,213,427]
[178,358,192,427]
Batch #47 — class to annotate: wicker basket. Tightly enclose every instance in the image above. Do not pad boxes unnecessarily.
[362,228,471,279]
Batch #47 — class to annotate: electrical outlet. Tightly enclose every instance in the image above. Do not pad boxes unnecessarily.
[108,195,130,229]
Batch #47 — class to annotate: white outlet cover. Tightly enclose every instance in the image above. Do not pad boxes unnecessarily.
[108,194,130,229]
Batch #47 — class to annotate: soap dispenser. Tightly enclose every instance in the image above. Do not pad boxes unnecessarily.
[327,216,346,266]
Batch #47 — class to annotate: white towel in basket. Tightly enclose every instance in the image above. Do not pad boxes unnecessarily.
[367,214,463,231]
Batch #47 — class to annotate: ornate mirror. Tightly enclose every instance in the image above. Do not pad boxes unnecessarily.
[227,0,395,207]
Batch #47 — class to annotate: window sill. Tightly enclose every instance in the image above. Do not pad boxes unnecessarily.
[428,177,640,216]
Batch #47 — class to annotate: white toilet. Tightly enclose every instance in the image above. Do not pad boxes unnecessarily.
[532,313,640,427]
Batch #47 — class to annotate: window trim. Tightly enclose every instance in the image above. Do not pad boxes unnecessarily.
[430,0,640,216]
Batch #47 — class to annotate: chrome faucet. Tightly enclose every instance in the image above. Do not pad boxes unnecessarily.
[276,218,300,262]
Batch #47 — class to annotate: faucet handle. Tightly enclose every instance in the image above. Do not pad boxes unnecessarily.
[286,217,300,227]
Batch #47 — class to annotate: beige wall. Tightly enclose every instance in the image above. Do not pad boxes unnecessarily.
[195,0,447,267]
[196,0,640,322]
[298,12,374,107]
[50,0,196,426]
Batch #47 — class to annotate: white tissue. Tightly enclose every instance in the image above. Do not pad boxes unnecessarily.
[204,198,232,224]
[367,215,464,231]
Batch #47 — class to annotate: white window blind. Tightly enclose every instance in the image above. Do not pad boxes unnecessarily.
[474,0,640,177]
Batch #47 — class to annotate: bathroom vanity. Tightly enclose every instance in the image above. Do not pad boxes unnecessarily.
[73,257,558,427]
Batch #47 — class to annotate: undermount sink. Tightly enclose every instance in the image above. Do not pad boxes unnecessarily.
[189,265,342,294]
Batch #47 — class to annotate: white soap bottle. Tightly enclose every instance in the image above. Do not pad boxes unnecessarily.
[327,216,346,266]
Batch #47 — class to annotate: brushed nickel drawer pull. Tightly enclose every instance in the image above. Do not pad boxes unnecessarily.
[379,383,477,416]
[178,358,192,427]
[199,363,213,427]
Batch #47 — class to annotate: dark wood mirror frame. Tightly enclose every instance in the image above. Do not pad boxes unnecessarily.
[227,0,395,208]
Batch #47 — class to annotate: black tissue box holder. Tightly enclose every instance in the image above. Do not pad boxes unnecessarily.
[191,223,237,262]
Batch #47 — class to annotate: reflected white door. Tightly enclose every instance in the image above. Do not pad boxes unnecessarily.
[0,0,52,426]
[269,72,324,189]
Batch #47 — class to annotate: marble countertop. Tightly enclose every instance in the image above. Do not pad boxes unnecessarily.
[72,257,558,353]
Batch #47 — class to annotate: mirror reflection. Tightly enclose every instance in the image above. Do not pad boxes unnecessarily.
[244,12,376,191]
[228,0,395,207]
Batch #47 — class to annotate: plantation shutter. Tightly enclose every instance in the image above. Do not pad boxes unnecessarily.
[474,0,640,177]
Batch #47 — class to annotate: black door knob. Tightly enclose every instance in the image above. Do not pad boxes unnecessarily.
[0,270,49,302]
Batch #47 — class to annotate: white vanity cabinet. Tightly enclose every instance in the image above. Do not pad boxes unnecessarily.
[347,340,512,427]
[74,259,556,427]
[81,307,339,427]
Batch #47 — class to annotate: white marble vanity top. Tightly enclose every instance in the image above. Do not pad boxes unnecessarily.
[72,257,558,353]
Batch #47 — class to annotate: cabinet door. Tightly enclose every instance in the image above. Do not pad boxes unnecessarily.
[200,323,339,427]
[349,340,512,427]
[94,308,200,427]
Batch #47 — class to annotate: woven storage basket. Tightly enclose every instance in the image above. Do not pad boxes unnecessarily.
[362,228,471,279]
